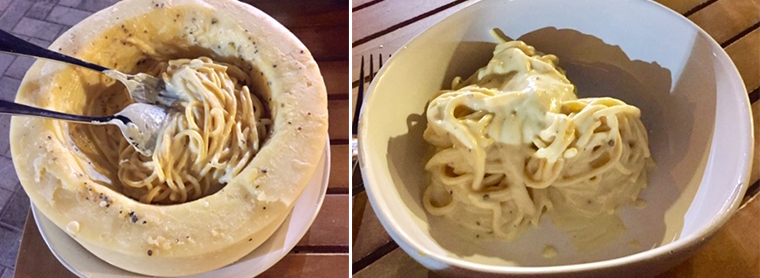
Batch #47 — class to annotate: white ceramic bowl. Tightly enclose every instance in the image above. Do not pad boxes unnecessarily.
[358,0,755,277]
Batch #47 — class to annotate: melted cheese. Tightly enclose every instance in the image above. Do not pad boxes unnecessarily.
[423,37,652,249]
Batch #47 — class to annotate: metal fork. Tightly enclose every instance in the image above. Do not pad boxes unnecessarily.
[0,29,179,107]
[352,54,385,196]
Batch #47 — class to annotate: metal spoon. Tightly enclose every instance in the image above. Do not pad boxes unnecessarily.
[0,100,167,156]
[0,29,179,107]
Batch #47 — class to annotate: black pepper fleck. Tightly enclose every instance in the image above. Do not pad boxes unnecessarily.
[261,169,267,173]
[483,194,490,201]
[147,250,153,256]
[211,18,218,24]
[273,64,277,68]
[131,215,138,223]
[263,207,266,210]
[300,50,304,54]
[248,238,252,241]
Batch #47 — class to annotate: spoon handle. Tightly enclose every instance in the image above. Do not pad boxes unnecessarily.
[0,99,114,124]
[0,29,108,72]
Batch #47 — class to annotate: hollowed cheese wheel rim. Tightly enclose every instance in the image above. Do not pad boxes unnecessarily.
[10,0,328,276]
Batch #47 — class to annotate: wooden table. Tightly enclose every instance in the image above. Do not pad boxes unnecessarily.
[13,0,349,277]
[351,0,760,276]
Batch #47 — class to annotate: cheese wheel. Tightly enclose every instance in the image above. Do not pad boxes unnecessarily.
[10,0,328,276]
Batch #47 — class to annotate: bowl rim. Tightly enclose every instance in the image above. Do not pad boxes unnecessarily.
[357,0,754,274]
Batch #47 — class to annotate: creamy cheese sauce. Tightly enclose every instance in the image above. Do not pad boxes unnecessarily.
[423,33,652,250]
[542,245,558,259]
[53,7,273,205]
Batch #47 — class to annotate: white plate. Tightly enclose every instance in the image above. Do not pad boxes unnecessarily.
[32,142,330,278]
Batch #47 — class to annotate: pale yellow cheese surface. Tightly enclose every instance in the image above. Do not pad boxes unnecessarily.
[10,0,328,276]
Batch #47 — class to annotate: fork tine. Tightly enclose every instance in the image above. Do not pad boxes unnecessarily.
[379,54,384,69]
[351,56,365,135]
[370,54,375,81]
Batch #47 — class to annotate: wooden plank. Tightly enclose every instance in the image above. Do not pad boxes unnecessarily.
[329,144,349,191]
[352,193,393,263]
[352,192,369,245]
[688,0,760,44]
[352,0,458,44]
[353,248,428,278]
[655,0,711,14]
[725,27,760,92]
[658,193,760,277]
[329,99,350,140]
[320,60,349,97]
[15,212,77,278]
[351,1,477,84]
[241,0,348,28]
[298,195,349,246]
[293,25,349,61]
[259,254,349,277]
[353,0,381,9]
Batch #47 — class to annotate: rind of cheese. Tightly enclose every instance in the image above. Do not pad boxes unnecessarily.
[10,0,328,276]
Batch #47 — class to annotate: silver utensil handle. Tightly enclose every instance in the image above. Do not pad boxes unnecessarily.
[0,99,120,124]
[0,28,108,72]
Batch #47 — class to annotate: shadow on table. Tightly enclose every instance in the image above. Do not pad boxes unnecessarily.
[385,26,716,271]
